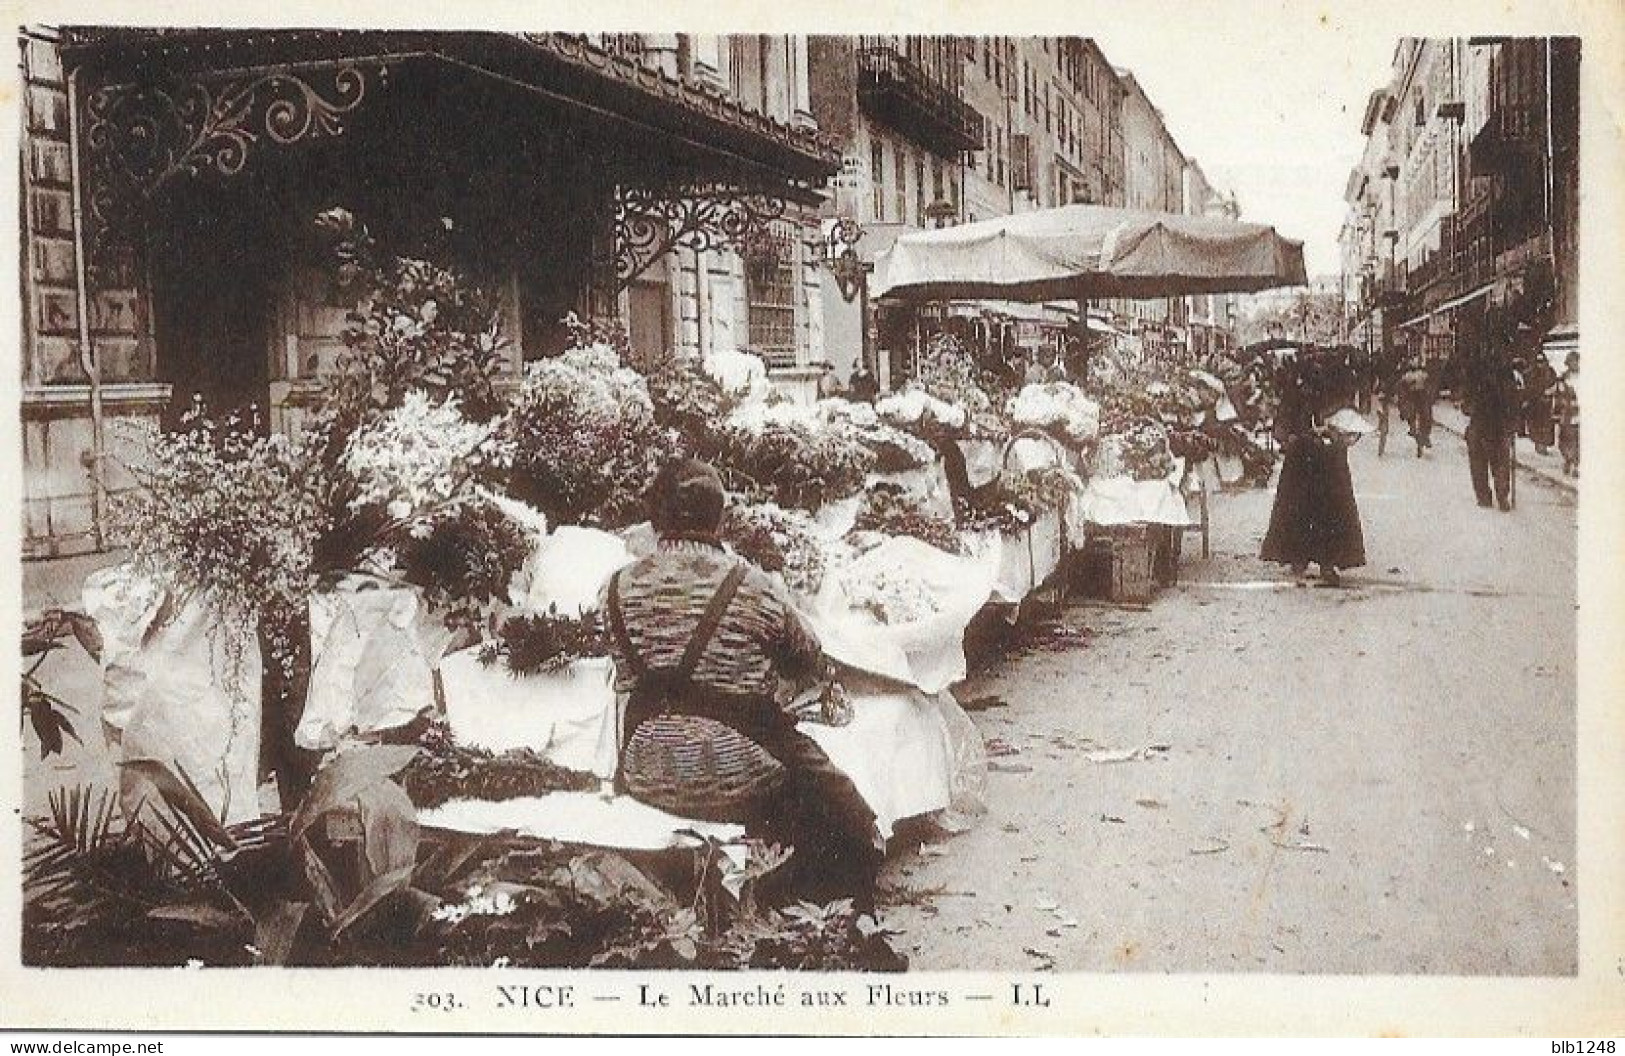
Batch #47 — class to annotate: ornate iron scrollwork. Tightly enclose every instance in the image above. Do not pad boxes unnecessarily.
[819,216,868,303]
[80,64,374,271]
[608,184,791,290]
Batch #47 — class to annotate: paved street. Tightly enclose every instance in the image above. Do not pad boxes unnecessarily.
[881,426,1578,975]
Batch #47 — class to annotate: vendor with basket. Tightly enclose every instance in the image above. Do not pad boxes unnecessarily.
[600,459,882,911]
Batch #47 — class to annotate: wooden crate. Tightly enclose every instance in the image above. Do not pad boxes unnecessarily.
[1110,523,1158,604]
[1075,524,1159,604]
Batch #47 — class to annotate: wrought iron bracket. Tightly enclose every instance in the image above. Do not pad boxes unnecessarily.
[606,184,792,291]
[815,216,869,303]
[79,62,379,275]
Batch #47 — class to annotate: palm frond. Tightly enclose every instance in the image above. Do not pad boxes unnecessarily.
[23,785,170,925]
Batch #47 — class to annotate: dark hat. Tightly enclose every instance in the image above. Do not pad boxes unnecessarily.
[648,458,726,539]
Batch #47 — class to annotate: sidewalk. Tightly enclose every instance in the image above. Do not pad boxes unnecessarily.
[1432,402,1578,496]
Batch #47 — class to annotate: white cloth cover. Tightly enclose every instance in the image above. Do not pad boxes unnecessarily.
[813,494,863,539]
[425,681,986,843]
[82,565,262,826]
[517,525,635,617]
[438,651,620,780]
[958,439,1003,488]
[1006,433,1067,473]
[801,681,986,839]
[866,461,955,520]
[1215,452,1247,486]
[295,581,441,751]
[418,791,745,850]
[966,509,1067,603]
[1077,475,1194,527]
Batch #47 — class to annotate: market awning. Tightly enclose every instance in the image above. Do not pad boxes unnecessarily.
[871,203,1307,302]
[1397,282,1493,330]
[1241,337,1309,357]
[945,300,1074,325]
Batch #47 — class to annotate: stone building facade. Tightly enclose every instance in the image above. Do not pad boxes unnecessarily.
[20,28,841,557]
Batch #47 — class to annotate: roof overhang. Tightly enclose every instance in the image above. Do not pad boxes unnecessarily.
[59,29,841,199]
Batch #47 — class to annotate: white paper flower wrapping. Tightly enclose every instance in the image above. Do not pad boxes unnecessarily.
[1005,383,1102,444]
[838,563,944,625]
[876,388,971,431]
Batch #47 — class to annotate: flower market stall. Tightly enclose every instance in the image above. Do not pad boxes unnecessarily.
[30,204,1306,969]
[872,202,1307,601]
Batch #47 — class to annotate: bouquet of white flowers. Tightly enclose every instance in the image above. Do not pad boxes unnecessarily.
[838,563,943,626]
[915,331,998,416]
[342,391,510,533]
[1094,419,1176,482]
[876,387,972,435]
[715,402,874,511]
[816,398,935,472]
[1005,382,1102,446]
[505,342,673,528]
[721,501,829,596]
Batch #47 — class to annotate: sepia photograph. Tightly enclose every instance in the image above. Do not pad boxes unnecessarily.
[7,2,1622,1037]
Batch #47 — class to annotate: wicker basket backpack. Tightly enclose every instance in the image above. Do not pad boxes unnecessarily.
[606,563,785,821]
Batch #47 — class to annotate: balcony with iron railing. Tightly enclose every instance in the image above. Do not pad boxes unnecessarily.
[856,45,985,158]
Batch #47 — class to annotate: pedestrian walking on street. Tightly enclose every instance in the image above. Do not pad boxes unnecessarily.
[1523,349,1558,454]
[1373,355,1400,458]
[1555,349,1581,477]
[1463,331,1522,512]
[1397,359,1434,457]
[1260,351,1367,586]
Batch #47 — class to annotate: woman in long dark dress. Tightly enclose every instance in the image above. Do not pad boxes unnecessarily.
[1260,351,1367,585]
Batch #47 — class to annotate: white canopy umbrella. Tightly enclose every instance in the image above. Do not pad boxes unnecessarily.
[872,203,1307,303]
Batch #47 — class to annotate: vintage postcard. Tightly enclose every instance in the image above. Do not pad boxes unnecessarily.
[4,0,1623,1038]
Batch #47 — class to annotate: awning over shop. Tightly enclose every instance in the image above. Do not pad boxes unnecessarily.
[944,300,1075,325]
[1541,325,1579,373]
[1397,282,1493,330]
[58,29,842,284]
[59,29,841,196]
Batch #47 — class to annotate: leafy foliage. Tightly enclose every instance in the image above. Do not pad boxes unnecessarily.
[852,485,962,554]
[396,497,531,634]
[719,502,828,595]
[955,465,1076,534]
[21,610,99,759]
[316,207,509,426]
[25,747,902,970]
[646,356,737,461]
[477,608,608,677]
[913,331,996,417]
[716,417,874,512]
[110,408,328,641]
